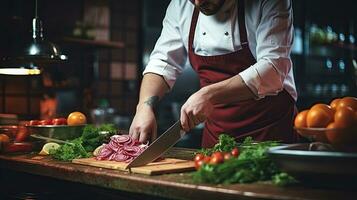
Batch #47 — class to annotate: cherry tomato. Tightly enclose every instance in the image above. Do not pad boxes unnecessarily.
[223,152,232,160]
[194,153,205,162]
[211,151,224,162]
[39,119,53,125]
[194,160,204,170]
[52,118,67,125]
[203,156,211,164]
[231,147,239,157]
[210,152,224,164]
[29,120,40,126]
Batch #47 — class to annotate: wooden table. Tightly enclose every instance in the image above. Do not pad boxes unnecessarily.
[0,148,355,200]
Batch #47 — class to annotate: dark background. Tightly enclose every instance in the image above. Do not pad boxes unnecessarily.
[0,0,357,134]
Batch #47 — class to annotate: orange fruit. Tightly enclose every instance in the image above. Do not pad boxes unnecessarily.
[325,122,343,144]
[334,106,356,128]
[311,104,334,116]
[67,111,87,126]
[330,98,340,111]
[306,104,334,128]
[337,97,357,111]
[0,134,10,144]
[294,110,309,128]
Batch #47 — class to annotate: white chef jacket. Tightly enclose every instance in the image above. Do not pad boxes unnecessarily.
[143,0,297,100]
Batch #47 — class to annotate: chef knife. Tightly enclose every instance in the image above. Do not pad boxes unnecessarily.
[125,120,185,169]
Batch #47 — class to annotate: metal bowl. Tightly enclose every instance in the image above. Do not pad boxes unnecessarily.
[26,125,85,140]
[267,143,357,187]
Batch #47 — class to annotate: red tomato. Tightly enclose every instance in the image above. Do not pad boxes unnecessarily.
[203,156,211,164]
[210,152,224,164]
[52,118,67,125]
[29,120,40,126]
[223,152,232,160]
[39,119,53,125]
[15,127,29,142]
[194,160,204,170]
[194,153,205,162]
[4,142,33,153]
[231,147,239,157]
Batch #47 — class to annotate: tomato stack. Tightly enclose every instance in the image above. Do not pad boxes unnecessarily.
[294,96,357,145]
[28,111,87,126]
[193,147,239,170]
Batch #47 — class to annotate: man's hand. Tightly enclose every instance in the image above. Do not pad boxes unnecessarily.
[180,87,214,132]
[129,100,158,143]
[129,73,169,143]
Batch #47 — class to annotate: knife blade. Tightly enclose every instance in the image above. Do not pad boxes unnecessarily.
[125,120,185,169]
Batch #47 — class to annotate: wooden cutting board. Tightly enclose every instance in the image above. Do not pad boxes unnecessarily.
[72,157,195,175]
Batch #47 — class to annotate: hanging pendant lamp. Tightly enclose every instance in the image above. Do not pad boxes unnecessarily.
[0,0,67,75]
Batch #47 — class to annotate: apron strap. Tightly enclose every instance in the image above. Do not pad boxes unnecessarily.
[237,0,248,45]
[188,8,199,52]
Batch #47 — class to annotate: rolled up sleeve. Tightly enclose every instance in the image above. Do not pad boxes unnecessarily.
[143,0,187,89]
[239,0,294,99]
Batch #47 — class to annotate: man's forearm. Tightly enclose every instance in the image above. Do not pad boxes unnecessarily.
[202,74,256,105]
[137,73,170,110]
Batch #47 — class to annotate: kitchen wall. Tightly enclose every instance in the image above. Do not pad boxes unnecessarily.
[1,0,357,126]
[0,0,142,124]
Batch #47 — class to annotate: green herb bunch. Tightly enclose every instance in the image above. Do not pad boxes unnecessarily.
[81,124,117,152]
[49,138,91,161]
[197,134,237,156]
[193,135,296,186]
[49,124,117,161]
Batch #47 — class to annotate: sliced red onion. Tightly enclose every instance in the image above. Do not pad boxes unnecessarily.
[96,134,149,163]
[95,145,113,160]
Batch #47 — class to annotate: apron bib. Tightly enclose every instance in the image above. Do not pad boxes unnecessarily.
[188,0,298,147]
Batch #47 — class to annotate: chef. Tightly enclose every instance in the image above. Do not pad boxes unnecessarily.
[129,0,298,147]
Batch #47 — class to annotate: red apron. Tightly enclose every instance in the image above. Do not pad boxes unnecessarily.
[188,0,298,148]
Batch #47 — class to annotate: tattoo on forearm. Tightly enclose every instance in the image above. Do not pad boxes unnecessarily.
[144,96,159,108]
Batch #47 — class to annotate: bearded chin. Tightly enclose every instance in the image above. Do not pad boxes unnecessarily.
[197,0,226,16]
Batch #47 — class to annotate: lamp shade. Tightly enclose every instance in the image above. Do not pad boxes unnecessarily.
[17,39,67,64]
[3,18,67,65]
[0,63,41,75]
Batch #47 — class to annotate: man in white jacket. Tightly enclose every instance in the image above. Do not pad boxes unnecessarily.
[129,0,297,147]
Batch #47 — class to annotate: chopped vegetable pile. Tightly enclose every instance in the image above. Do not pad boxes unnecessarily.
[49,124,117,161]
[193,135,297,186]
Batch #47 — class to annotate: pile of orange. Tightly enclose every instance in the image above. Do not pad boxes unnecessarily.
[294,96,357,144]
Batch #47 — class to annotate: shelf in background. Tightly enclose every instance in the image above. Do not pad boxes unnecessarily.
[311,42,357,51]
[63,37,125,49]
